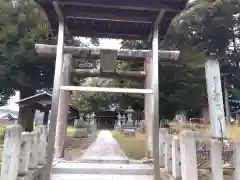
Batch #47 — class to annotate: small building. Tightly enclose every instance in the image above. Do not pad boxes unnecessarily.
[15,92,80,125]
[95,110,119,129]
[0,109,18,125]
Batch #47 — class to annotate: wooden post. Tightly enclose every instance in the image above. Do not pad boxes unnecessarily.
[144,57,153,157]
[55,53,72,158]
[43,110,50,125]
[151,19,160,180]
[44,21,65,180]
[0,125,22,180]
[180,130,198,180]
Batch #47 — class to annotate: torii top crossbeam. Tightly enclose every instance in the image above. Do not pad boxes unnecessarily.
[37,0,187,40]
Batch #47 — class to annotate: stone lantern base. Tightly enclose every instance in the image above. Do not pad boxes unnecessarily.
[123,126,136,137]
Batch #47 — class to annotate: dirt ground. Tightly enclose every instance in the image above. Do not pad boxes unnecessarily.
[63,135,96,161]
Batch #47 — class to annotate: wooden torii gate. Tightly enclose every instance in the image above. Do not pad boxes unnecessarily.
[35,0,188,179]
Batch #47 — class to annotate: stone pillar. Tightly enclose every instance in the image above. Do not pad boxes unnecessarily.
[164,135,172,173]
[205,58,226,137]
[18,132,32,176]
[144,57,153,157]
[180,131,198,180]
[159,128,168,167]
[36,125,48,165]
[233,141,240,180]
[29,131,40,169]
[172,136,181,179]
[55,53,72,158]
[0,125,22,180]
[210,139,223,180]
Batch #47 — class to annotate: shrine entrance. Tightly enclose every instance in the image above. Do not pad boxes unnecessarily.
[95,111,117,129]
[97,118,114,129]
[35,0,188,180]
[36,43,180,180]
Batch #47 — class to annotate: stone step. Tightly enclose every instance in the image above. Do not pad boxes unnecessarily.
[52,162,153,175]
[79,159,130,164]
[78,156,129,164]
[51,174,153,180]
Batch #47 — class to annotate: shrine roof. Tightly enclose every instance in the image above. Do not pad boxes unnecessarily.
[16,92,79,112]
[37,0,187,40]
[16,92,52,106]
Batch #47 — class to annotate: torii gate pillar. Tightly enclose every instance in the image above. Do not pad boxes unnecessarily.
[144,25,160,180]
[54,53,72,158]
[144,57,153,157]
[44,21,65,180]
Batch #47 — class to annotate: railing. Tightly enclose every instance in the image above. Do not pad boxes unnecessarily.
[0,124,47,180]
[159,128,240,180]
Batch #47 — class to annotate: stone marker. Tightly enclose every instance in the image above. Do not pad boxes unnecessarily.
[115,113,122,132]
[139,120,146,133]
[89,112,97,137]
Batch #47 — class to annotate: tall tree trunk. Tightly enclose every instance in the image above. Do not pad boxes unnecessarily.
[18,88,36,131]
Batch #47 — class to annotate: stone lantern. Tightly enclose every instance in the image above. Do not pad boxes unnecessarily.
[122,106,136,136]
[125,106,134,126]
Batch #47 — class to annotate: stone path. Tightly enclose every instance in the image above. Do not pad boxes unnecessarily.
[79,130,129,163]
[51,130,153,180]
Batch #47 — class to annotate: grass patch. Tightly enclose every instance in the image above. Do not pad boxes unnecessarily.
[0,125,5,145]
[112,131,146,160]
[169,121,240,140]
[227,125,240,140]
[67,126,75,137]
